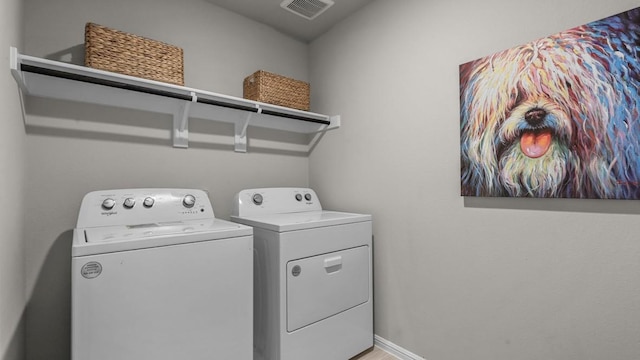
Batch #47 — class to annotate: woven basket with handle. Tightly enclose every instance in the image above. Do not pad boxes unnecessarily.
[84,23,184,86]
[243,70,310,111]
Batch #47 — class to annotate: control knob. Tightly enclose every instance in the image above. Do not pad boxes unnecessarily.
[123,198,135,209]
[252,193,263,205]
[295,194,303,201]
[101,198,116,210]
[183,194,196,208]
[143,197,155,208]
[304,193,312,201]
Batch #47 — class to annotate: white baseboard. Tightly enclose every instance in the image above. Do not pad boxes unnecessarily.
[374,335,425,360]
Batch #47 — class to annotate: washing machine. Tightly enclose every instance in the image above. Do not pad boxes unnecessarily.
[230,187,373,360]
[72,188,253,360]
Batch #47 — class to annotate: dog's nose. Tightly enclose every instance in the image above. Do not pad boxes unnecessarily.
[525,108,547,126]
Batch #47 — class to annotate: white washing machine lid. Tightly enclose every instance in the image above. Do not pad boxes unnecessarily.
[230,210,371,232]
[73,218,252,257]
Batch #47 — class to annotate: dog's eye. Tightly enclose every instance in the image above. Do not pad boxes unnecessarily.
[510,91,523,107]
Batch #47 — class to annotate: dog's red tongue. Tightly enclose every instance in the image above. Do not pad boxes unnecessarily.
[520,130,552,158]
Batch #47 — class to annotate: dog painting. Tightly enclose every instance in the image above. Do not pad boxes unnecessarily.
[460,8,640,199]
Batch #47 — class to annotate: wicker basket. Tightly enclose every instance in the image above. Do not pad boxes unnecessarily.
[243,70,310,111]
[84,23,184,86]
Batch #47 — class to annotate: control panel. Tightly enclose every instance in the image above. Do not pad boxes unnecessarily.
[233,188,322,217]
[77,189,214,228]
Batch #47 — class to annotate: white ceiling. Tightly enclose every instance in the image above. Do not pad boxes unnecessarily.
[204,0,376,42]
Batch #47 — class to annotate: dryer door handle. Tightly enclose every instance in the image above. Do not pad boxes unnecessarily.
[324,256,342,273]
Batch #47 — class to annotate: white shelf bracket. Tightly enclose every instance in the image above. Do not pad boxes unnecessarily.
[328,115,341,130]
[173,91,196,148]
[9,47,27,92]
[234,107,259,153]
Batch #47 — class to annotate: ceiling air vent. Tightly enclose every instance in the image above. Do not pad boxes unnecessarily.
[280,0,335,20]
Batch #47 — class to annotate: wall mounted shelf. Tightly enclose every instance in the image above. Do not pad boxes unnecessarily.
[9,47,340,152]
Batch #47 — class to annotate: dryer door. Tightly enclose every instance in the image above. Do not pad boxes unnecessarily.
[286,245,369,332]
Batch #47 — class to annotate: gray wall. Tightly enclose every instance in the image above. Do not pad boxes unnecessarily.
[309,0,640,359]
[22,0,311,359]
[0,0,25,359]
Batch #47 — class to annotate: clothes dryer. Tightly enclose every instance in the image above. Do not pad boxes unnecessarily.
[231,187,373,360]
[72,188,253,360]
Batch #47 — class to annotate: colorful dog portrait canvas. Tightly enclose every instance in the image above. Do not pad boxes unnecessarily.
[460,8,640,199]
